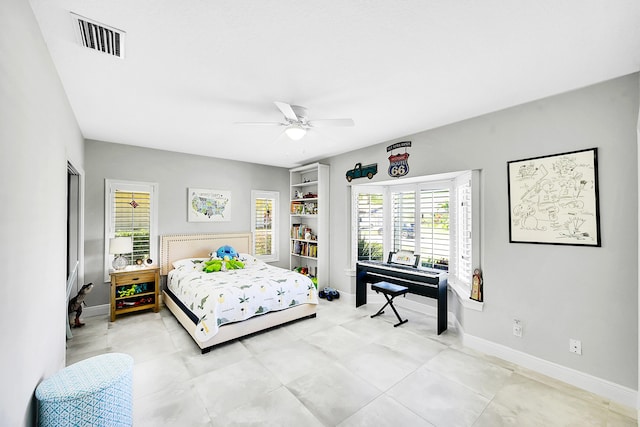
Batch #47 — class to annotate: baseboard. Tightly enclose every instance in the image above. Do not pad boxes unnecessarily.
[463,332,638,409]
[82,304,110,318]
[356,290,636,409]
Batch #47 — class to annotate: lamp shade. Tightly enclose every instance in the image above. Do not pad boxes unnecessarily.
[284,124,306,141]
[109,237,133,255]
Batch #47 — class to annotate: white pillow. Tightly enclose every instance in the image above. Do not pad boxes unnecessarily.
[237,253,260,266]
[171,258,208,270]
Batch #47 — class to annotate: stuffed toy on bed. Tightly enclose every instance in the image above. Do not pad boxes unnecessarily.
[203,258,244,273]
[216,245,238,259]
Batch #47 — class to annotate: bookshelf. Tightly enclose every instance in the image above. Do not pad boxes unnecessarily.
[290,163,329,287]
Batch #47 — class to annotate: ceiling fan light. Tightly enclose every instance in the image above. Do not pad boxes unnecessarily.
[285,124,306,141]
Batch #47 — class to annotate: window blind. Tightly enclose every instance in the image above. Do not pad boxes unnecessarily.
[419,188,450,269]
[391,190,416,254]
[113,190,151,264]
[251,190,278,262]
[356,192,384,261]
[254,197,273,256]
[456,178,472,284]
[352,173,476,286]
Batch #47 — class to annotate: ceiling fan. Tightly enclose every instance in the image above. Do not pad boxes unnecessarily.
[236,101,355,141]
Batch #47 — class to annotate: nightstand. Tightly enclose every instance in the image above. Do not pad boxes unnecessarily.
[109,266,160,321]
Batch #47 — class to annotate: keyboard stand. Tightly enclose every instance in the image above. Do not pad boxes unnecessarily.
[370,281,409,327]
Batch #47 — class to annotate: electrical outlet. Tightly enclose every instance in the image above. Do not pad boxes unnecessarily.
[512,319,522,337]
[569,339,582,355]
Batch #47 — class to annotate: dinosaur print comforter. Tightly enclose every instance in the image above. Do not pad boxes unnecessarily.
[167,256,318,342]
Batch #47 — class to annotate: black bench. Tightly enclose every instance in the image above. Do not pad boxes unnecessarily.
[370,281,409,327]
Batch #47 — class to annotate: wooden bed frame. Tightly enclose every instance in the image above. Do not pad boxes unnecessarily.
[159,233,317,353]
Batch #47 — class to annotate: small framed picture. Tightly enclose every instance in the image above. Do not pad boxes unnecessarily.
[387,251,420,268]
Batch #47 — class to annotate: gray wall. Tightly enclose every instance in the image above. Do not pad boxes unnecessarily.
[0,1,85,425]
[84,141,290,305]
[3,2,636,423]
[323,74,639,389]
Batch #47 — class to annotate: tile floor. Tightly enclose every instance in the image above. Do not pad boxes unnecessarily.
[66,295,637,426]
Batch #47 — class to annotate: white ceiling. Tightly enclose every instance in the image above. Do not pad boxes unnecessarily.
[29,0,640,168]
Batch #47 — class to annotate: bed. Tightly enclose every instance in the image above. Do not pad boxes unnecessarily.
[160,233,318,353]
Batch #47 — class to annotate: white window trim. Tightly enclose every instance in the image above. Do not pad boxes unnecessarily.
[350,185,385,271]
[448,170,483,311]
[350,170,483,311]
[251,190,279,262]
[104,179,159,282]
[352,179,454,271]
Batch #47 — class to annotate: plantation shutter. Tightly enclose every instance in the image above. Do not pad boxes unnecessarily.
[455,177,473,284]
[251,190,278,261]
[113,190,151,264]
[352,173,477,289]
[105,180,158,281]
[254,197,274,256]
[419,188,450,269]
[391,190,416,254]
[356,192,384,261]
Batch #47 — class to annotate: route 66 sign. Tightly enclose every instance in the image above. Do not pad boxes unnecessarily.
[387,141,411,178]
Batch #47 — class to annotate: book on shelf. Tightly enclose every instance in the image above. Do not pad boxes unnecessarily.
[292,240,302,255]
[291,224,304,239]
[291,224,314,240]
[290,240,317,258]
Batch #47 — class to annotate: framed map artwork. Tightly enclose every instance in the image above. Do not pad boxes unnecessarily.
[507,148,600,246]
[188,188,232,222]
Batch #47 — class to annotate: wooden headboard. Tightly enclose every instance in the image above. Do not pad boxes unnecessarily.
[159,233,252,275]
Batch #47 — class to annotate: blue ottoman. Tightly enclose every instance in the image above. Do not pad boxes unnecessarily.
[36,353,134,427]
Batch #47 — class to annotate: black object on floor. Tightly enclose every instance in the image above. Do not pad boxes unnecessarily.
[370,281,409,327]
[319,287,340,301]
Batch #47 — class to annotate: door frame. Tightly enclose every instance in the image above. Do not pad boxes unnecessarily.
[67,160,85,297]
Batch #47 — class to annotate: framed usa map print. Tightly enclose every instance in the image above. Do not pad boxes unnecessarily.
[188,188,231,222]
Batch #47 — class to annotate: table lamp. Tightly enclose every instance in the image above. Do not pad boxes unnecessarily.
[109,237,133,270]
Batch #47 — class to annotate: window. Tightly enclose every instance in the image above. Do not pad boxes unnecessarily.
[418,187,450,269]
[391,189,416,255]
[352,171,478,288]
[104,180,158,279]
[452,171,476,287]
[251,190,279,262]
[355,190,384,261]
[390,186,450,269]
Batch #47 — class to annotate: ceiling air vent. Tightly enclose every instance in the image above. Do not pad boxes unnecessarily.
[71,13,126,58]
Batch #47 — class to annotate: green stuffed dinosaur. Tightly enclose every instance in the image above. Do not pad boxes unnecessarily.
[203,257,244,273]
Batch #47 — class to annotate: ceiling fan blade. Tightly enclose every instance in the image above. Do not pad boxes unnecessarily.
[308,118,355,127]
[274,101,299,122]
[234,121,285,126]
